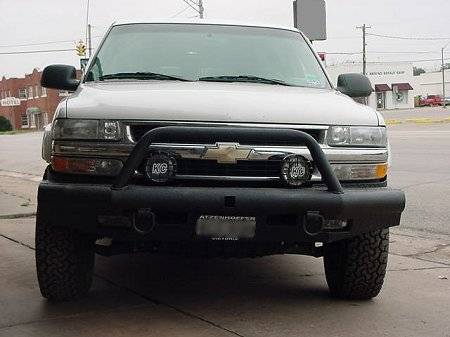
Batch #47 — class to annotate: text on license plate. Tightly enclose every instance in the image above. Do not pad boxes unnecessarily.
[196,215,256,240]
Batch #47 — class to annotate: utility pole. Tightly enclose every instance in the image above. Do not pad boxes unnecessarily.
[87,24,92,57]
[198,0,204,18]
[356,24,371,75]
[182,0,204,18]
[85,0,90,51]
[442,46,447,108]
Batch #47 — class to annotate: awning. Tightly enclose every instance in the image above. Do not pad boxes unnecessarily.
[26,107,41,115]
[375,84,391,92]
[392,83,414,91]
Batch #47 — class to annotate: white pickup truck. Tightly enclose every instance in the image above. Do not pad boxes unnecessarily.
[37,19,405,302]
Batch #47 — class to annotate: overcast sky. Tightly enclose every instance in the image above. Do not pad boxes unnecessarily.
[1,0,449,78]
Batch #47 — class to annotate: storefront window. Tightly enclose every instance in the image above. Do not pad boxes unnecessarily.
[21,114,29,128]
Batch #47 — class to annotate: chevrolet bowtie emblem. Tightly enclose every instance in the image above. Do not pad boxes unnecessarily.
[202,143,251,164]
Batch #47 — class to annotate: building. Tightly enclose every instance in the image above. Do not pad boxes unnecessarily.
[0,69,72,130]
[415,69,449,98]
[326,62,415,110]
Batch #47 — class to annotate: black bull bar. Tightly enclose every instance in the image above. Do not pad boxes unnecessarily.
[113,126,344,192]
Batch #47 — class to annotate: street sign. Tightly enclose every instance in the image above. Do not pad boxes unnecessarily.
[293,0,327,41]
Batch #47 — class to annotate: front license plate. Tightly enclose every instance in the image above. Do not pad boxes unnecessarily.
[196,215,256,240]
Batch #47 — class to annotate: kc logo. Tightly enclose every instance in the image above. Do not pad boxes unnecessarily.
[152,162,168,175]
[290,164,306,178]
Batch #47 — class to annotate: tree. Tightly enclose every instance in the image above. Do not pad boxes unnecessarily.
[413,67,426,76]
[0,116,13,132]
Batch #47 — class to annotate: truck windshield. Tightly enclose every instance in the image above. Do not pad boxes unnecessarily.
[86,23,330,89]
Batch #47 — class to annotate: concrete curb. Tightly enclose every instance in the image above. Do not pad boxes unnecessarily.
[0,212,36,220]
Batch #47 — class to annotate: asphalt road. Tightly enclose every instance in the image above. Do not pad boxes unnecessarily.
[388,123,450,235]
[0,131,46,176]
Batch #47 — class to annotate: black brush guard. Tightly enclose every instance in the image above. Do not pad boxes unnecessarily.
[38,126,405,244]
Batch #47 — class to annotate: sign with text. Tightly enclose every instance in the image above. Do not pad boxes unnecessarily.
[368,70,406,76]
[1,97,21,107]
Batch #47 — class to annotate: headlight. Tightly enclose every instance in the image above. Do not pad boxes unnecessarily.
[53,119,121,141]
[327,126,387,147]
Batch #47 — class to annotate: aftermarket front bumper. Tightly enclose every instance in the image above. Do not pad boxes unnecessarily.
[38,126,405,245]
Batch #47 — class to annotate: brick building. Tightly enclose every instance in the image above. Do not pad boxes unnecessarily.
[0,68,72,130]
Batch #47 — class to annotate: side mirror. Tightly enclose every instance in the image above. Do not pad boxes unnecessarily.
[41,65,80,91]
[337,73,373,98]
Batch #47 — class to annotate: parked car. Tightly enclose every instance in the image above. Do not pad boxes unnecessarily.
[445,97,450,106]
[37,19,405,302]
[420,95,444,106]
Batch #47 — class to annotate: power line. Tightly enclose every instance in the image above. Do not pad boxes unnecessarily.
[182,0,199,13]
[0,39,77,48]
[367,57,450,64]
[367,33,450,41]
[327,52,361,55]
[0,48,75,55]
[0,36,102,48]
[368,50,444,54]
[182,0,204,18]
[171,6,191,17]
[325,51,448,56]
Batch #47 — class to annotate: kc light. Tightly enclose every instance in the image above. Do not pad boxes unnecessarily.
[145,153,177,183]
[53,119,121,141]
[327,126,387,147]
[280,155,313,187]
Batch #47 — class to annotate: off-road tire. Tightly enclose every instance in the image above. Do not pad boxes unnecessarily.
[35,215,95,301]
[323,229,389,300]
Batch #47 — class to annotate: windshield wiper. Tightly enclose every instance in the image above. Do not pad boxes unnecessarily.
[99,72,190,82]
[198,75,292,86]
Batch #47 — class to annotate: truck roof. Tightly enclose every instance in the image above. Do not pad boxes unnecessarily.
[112,18,300,33]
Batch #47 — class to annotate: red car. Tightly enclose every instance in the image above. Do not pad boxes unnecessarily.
[420,95,443,106]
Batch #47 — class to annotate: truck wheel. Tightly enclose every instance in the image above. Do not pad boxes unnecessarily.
[323,229,389,300]
[35,215,95,301]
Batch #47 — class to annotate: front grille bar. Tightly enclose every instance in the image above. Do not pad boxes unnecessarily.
[112,126,344,194]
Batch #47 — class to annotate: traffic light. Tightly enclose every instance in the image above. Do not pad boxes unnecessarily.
[76,40,86,57]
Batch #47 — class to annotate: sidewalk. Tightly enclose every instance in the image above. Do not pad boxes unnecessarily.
[0,216,449,337]
[0,174,38,219]
[0,171,449,336]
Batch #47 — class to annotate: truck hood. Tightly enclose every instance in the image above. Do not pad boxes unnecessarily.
[65,81,379,126]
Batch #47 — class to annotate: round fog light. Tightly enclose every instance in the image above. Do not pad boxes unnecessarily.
[280,155,312,187]
[145,153,177,183]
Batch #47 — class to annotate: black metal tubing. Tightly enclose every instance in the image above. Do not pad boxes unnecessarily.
[112,126,344,194]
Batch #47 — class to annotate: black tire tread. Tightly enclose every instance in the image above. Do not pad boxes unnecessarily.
[35,216,95,301]
[324,229,389,300]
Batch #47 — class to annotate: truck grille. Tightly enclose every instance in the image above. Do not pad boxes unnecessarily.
[176,159,282,178]
[129,124,323,146]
